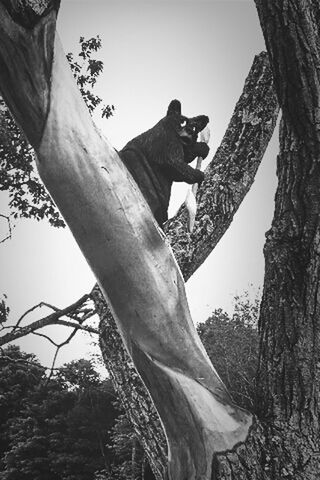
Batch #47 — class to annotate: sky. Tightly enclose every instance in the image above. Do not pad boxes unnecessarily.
[0,0,279,368]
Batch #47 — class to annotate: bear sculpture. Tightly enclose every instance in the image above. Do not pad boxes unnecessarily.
[119,99,209,227]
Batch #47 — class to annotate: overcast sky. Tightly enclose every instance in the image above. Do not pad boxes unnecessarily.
[0,0,279,367]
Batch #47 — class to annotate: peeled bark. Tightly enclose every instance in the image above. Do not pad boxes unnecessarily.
[95,52,279,478]
[0,3,251,480]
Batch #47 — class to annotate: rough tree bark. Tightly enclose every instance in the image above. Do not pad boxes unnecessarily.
[93,51,279,479]
[254,0,320,477]
[211,1,320,478]
[0,3,252,480]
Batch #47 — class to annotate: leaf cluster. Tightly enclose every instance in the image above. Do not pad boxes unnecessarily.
[197,291,260,412]
[0,294,10,324]
[0,36,114,229]
[66,36,114,118]
[0,100,64,227]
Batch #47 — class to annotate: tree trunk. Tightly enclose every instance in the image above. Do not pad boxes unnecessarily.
[210,117,320,480]
[94,51,279,479]
[254,1,320,154]
[0,3,252,480]
[211,1,320,478]
[255,1,320,477]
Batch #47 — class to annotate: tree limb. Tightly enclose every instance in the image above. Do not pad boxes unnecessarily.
[165,52,279,279]
[0,294,93,346]
[0,213,12,243]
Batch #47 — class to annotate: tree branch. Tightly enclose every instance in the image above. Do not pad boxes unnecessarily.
[55,319,98,334]
[0,213,12,243]
[165,52,278,279]
[0,294,93,346]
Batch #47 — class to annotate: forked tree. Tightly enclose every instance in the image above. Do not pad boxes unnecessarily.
[0,1,319,479]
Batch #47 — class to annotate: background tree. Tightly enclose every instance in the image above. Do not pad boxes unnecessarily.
[198,291,259,412]
[0,350,119,480]
[0,346,44,463]
[102,412,151,480]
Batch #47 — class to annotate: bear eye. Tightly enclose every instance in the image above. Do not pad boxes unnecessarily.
[180,120,187,127]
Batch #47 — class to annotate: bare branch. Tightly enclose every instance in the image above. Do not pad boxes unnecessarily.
[31,330,60,346]
[45,325,80,382]
[13,302,45,331]
[0,294,92,346]
[0,213,12,244]
[55,319,98,334]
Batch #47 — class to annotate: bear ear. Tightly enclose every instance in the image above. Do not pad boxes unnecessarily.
[167,99,181,116]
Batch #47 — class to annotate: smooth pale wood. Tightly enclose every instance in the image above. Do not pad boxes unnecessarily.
[0,6,252,479]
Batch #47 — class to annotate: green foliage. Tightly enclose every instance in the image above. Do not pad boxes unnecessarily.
[66,36,114,118]
[0,36,114,228]
[97,413,137,480]
[95,402,155,480]
[0,101,64,228]
[56,358,101,390]
[0,349,118,480]
[0,346,45,465]
[197,291,260,411]
[0,294,9,324]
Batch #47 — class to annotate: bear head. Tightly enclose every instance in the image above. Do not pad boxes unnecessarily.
[166,99,209,145]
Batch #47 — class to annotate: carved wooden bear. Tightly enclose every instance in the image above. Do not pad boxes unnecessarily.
[119,99,209,227]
